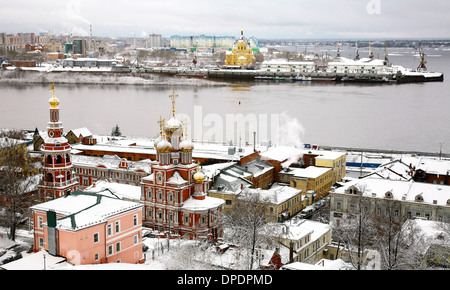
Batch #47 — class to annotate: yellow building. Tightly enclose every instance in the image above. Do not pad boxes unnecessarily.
[313,151,346,184]
[225,30,255,67]
[239,185,303,223]
[290,166,333,200]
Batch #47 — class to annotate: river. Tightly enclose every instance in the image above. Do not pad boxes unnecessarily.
[0,45,449,154]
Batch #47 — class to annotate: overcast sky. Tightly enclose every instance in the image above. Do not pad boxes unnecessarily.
[1,0,449,39]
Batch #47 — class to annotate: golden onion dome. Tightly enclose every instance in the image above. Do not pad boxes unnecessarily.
[48,85,60,108]
[157,139,172,153]
[193,169,205,183]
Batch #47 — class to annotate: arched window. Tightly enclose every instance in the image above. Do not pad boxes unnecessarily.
[46,173,53,182]
[415,194,424,202]
[46,155,53,165]
[66,154,71,163]
[56,155,63,164]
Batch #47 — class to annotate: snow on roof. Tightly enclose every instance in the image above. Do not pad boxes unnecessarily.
[201,162,236,179]
[292,166,331,179]
[0,250,67,270]
[328,57,386,66]
[334,178,450,206]
[30,191,143,231]
[313,150,346,160]
[282,258,353,270]
[262,59,314,65]
[167,171,187,185]
[259,146,302,163]
[181,195,224,211]
[241,184,301,205]
[72,154,151,173]
[84,180,141,201]
[70,127,92,137]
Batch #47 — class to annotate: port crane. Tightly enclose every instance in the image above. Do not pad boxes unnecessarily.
[416,44,427,72]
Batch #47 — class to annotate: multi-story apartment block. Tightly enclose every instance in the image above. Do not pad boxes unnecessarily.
[330,177,450,227]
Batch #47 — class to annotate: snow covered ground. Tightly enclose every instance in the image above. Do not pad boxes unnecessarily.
[0,68,227,87]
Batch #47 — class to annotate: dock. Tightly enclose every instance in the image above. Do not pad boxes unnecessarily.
[134,67,443,83]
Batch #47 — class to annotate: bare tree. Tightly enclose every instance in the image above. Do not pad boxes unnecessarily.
[371,198,410,270]
[223,189,275,270]
[333,184,375,270]
[0,136,40,241]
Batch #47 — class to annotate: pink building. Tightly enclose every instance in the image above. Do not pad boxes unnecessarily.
[31,191,144,265]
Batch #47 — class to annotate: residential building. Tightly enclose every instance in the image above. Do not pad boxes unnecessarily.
[72,155,151,189]
[239,184,303,223]
[330,177,450,227]
[146,34,162,48]
[170,34,235,49]
[262,218,335,265]
[30,190,144,265]
[361,156,450,186]
[312,150,347,184]
[239,157,274,189]
[72,38,87,56]
[65,127,93,144]
[289,166,333,200]
[207,162,252,213]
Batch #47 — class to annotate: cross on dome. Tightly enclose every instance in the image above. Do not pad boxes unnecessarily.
[169,88,178,117]
[48,81,60,108]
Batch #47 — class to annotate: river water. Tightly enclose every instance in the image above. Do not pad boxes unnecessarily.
[1,46,449,154]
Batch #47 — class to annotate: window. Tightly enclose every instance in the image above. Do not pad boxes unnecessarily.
[94,232,99,243]
[134,235,138,245]
[133,214,138,226]
[108,245,113,255]
[39,237,44,248]
[116,242,121,252]
[95,253,99,261]
[107,224,112,236]
[38,216,43,228]
[115,221,120,233]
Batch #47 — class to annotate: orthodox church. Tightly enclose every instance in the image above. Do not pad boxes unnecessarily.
[38,84,78,202]
[37,86,224,241]
[140,89,224,240]
[225,30,255,67]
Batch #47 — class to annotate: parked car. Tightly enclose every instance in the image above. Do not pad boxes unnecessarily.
[299,206,315,219]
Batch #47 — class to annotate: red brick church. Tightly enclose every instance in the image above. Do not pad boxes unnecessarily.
[140,90,224,240]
